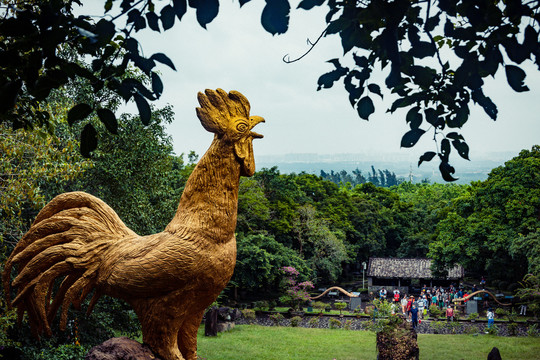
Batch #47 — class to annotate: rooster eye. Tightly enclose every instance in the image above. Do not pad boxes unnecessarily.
[235,121,248,133]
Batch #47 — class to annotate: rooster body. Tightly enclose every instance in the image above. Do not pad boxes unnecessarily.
[3,89,264,360]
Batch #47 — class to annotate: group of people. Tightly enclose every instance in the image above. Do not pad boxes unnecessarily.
[377,283,488,330]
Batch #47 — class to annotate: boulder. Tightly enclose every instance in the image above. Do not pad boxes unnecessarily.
[85,337,161,360]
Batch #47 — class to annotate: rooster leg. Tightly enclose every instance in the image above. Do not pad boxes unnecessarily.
[134,300,185,360]
[177,309,205,360]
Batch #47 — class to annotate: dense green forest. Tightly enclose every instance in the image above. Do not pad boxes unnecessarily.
[1,93,539,356]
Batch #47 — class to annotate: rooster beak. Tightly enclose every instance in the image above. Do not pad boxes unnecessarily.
[249,116,265,139]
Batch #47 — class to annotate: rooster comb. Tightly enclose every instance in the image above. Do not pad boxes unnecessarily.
[196,89,251,135]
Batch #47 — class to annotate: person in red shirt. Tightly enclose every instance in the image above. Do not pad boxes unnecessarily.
[446,305,454,321]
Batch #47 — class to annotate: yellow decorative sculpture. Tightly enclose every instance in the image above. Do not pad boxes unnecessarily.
[2,89,264,360]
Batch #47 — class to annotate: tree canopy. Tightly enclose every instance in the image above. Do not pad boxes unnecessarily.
[1,0,538,180]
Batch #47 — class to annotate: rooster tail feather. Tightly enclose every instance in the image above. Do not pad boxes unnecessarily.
[2,191,136,337]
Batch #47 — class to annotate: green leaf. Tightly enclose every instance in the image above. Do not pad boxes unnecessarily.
[105,0,113,12]
[97,108,118,135]
[425,108,444,129]
[440,138,451,161]
[505,65,529,92]
[406,106,422,129]
[146,12,160,32]
[418,151,436,166]
[261,0,290,35]
[160,5,175,30]
[439,161,458,182]
[95,19,116,45]
[425,12,441,32]
[298,0,325,10]
[192,0,219,29]
[367,84,383,99]
[471,89,497,120]
[151,72,164,98]
[409,41,436,59]
[344,71,364,106]
[317,61,348,91]
[80,123,98,158]
[389,95,415,113]
[150,53,176,71]
[446,132,463,141]
[67,103,93,126]
[173,0,187,20]
[357,96,374,120]
[451,139,470,160]
[134,93,152,125]
[401,128,425,148]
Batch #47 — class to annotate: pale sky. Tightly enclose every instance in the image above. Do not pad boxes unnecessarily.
[83,1,540,166]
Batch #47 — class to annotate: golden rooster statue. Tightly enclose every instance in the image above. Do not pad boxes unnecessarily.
[2,89,264,360]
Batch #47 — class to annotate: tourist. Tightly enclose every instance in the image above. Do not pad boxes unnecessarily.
[401,293,408,315]
[393,289,400,303]
[417,296,425,319]
[446,305,454,321]
[406,296,413,318]
[410,304,419,330]
[520,304,527,316]
[379,287,387,300]
[487,308,495,330]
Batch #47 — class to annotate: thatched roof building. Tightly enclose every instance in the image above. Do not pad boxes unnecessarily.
[366,257,464,293]
[367,257,464,280]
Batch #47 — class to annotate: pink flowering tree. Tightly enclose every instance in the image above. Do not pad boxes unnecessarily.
[280,266,314,311]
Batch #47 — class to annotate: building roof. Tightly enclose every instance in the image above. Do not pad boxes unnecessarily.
[367,257,464,280]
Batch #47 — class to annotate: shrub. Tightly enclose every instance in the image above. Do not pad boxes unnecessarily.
[308,316,320,328]
[241,309,256,322]
[290,316,302,327]
[254,301,269,311]
[279,266,314,310]
[325,305,332,312]
[429,304,443,318]
[507,309,518,322]
[353,307,364,316]
[269,313,284,326]
[464,324,480,335]
[445,321,460,334]
[344,319,353,330]
[495,308,507,317]
[334,301,347,315]
[527,324,539,337]
[467,312,479,321]
[356,288,368,293]
[312,301,327,312]
[507,322,518,336]
[486,324,499,336]
[430,321,446,334]
[328,318,342,329]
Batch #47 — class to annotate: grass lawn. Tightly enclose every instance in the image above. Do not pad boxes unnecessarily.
[196,325,540,360]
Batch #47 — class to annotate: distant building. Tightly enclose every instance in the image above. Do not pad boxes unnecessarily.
[367,257,464,294]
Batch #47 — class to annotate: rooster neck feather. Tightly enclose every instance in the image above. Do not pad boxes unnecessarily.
[165,136,241,243]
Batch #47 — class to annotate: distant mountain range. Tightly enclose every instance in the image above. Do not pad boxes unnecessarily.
[255,151,517,184]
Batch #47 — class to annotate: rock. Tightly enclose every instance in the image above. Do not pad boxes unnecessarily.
[487,347,502,360]
[217,321,235,332]
[85,337,161,360]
